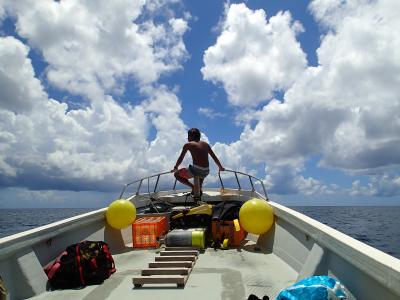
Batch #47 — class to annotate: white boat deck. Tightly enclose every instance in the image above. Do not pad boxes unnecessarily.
[31,242,297,300]
[2,186,400,299]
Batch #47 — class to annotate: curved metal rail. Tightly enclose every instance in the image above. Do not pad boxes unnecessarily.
[119,169,268,200]
[218,169,268,200]
[119,171,173,199]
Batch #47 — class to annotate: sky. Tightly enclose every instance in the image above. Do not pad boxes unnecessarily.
[0,0,400,208]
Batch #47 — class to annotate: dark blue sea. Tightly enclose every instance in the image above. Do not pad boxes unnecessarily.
[0,208,94,238]
[291,206,400,259]
[0,206,399,259]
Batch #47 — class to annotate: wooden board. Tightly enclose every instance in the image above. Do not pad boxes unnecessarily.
[149,261,193,268]
[132,275,188,288]
[141,267,190,276]
[133,245,201,288]
[160,250,199,256]
[155,256,197,262]
[164,247,200,251]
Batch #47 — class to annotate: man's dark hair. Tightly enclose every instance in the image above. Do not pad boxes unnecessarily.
[188,128,201,142]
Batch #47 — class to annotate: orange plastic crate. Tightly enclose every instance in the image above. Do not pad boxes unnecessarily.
[132,216,168,248]
[211,220,247,247]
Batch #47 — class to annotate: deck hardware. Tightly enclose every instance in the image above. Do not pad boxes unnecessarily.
[234,172,241,190]
[120,169,268,200]
[218,169,269,200]
[249,176,255,191]
[136,180,143,195]
[154,175,160,193]
[120,171,172,199]
[218,171,225,190]
[119,184,128,199]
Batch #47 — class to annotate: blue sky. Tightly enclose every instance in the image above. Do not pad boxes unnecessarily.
[0,0,400,208]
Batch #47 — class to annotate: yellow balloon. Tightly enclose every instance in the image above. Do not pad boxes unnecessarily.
[106,199,136,229]
[239,198,274,235]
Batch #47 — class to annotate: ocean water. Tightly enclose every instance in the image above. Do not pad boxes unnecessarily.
[290,206,400,259]
[0,208,94,238]
[0,206,399,259]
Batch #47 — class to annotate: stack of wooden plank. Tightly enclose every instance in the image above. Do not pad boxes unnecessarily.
[132,247,200,288]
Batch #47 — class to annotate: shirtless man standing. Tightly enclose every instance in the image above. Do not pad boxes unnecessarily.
[172,128,225,194]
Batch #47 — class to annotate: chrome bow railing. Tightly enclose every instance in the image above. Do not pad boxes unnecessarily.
[218,169,268,200]
[119,169,268,200]
[119,171,173,199]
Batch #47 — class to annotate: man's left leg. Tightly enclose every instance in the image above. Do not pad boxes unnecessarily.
[193,177,204,201]
[193,176,201,198]
[199,178,204,194]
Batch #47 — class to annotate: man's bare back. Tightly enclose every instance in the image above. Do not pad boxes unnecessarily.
[185,141,211,168]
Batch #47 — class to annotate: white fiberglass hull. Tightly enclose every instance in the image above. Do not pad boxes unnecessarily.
[0,189,399,300]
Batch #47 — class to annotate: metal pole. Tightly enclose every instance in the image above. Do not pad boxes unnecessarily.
[249,176,255,191]
[136,180,143,195]
[234,172,241,190]
[218,171,225,190]
[154,175,160,193]
[119,184,127,199]
[262,183,268,200]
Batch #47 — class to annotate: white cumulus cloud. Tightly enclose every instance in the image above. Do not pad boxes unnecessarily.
[0,35,186,193]
[206,0,400,196]
[201,3,307,107]
[0,36,45,113]
[350,175,400,197]
[1,0,189,101]
[0,1,190,199]
[198,107,226,119]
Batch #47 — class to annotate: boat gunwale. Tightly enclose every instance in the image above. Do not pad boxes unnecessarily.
[271,201,400,296]
[0,208,106,258]
[1,189,399,298]
[0,188,262,258]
